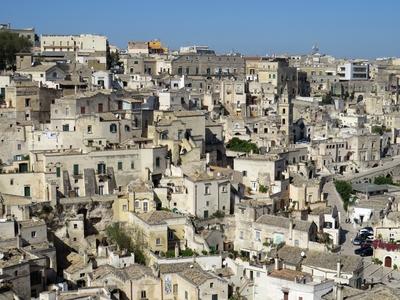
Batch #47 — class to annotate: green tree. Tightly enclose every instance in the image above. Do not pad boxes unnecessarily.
[371,126,384,136]
[106,223,147,264]
[321,92,333,105]
[334,180,353,211]
[374,175,393,185]
[226,137,259,153]
[108,50,121,68]
[0,31,32,70]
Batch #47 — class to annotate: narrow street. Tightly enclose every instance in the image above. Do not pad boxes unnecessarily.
[323,181,358,256]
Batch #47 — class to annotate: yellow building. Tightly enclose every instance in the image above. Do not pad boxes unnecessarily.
[148,40,167,54]
[127,210,187,254]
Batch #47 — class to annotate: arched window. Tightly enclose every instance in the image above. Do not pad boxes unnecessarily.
[110,123,117,133]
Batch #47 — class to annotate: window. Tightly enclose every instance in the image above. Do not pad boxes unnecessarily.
[156,238,161,245]
[25,98,30,107]
[212,295,218,300]
[255,230,261,241]
[222,185,227,193]
[62,124,69,132]
[155,157,160,168]
[131,161,135,169]
[204,210,209,219]
[206,201,209,206]
[210,282,214,288]
[80,273,85,278]
[73,164,79,175]
[73,223,78,229]
[205,185,210,195]
[140,291,147,299]
[135,201,140,208]
[17,144,21,150]
[185,291,188,300]
[10,179,14,185]
[74,187,79,196]
[97,163,106,174]
[110,123,117,133]
[87,125,92,133]
[24,186,31,197]
[242,170,247,176]
[282,108,286,114]
[31,231,36,238]
[80,106,86,114]
[240,231,244,239]
[98,103,103,113]
[143,201,148,212]
[173,284,178,294]
[118,161,123,170]
[122,204,128,211]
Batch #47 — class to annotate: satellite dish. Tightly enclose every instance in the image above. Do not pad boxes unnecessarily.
[300,251,306,257]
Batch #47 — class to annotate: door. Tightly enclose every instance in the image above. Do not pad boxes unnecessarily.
[385,256,392,268]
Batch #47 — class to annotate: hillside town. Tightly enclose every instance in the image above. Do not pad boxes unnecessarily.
[2,23,400,300]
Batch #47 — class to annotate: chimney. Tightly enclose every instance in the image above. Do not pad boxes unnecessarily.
[336,283,343,300]
[274,255,281,270]
[174,242,179,258]
[336,257,341,278]
[289,217,294,241]
[16,234,22,249]
[83,251,88,265]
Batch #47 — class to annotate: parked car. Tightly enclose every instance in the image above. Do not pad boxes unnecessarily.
[354,246,373,257]
[352,235,364,245]
[359,227,373,235]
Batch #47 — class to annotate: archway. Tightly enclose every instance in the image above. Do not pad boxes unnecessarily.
[385,256,392,268]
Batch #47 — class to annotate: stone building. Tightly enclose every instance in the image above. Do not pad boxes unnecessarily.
[171,54,245,77]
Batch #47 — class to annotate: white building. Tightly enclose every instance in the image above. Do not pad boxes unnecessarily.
[40,34,107,53]
[337,62,369,81]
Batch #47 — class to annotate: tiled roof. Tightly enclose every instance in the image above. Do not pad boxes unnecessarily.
[255,215,313,232]
[179,267,215,286]
[90,264,154,282]
[137,211,185,225]
[303,251,362,274]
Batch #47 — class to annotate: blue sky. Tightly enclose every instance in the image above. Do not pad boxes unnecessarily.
[1,0,399,58]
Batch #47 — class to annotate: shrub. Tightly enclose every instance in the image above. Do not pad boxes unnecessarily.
[334,180,353,211]
[212,210,225,219]
[226,138,259,153]
[374,175,393,185]
[165,250,175,258]
[180,248,194,257]
[372,258,382,265]
[259,184,268,193]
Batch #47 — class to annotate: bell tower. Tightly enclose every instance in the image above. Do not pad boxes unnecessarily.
[279,83,294,145]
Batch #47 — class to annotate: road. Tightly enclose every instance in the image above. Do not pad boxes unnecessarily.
[323,181,358,256]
